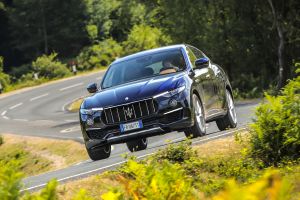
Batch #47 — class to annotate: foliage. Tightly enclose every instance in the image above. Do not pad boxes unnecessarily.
[32,53,71,79]
[84,0,120,40]
[23,180,58,200]
[153,140,196,163]
[77,38,123,70]
[0,56,10,90]
[6,0,87,63]
[250,63,300,166]
[123,24,171,55]
[0,162,23,200]
[103,159,199,200]
[213,170,292,200]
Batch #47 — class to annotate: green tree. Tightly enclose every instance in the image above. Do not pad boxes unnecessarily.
[123,24,171,54]
[8,0,88,62]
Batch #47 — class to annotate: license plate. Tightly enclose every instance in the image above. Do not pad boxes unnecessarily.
[120,120,143,132]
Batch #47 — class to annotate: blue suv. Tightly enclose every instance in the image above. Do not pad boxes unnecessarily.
[80,44,237,160]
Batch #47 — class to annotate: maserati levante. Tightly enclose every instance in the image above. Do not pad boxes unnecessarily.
[80,44,237,160]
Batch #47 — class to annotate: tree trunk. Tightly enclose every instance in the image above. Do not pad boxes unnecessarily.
[267,0,285,89]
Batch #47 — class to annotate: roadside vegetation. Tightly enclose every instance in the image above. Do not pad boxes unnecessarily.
[0,64,298,199]
[0,0,299,98]
[0,134,88,177]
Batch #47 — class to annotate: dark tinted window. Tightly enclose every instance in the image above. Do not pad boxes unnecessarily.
[102,50,186,89]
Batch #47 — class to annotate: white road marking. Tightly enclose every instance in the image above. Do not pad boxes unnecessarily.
[22,151,156,192]
[59,83,83,91]
[21,127,247,192]
[3,116,9,120]
[65,119,78,122]
[9,103,23,110]
[193,127,247,145]
[13,119,28,122]
[30,93,49,101]
[1,110,7,116]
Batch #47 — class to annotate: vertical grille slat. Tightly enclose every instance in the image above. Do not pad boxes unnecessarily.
[145,100,150,115]
[109,109,115,123]
[103,99,157,125]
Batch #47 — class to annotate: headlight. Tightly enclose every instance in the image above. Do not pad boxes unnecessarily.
[80,107,103,115]
[153,85,186,98]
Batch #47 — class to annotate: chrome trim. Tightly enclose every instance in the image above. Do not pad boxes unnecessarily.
[138,102,142,115]
[109,109,114,123]
[145,100,150,115]
[104,110,108,123]
[116,107,121,121]
[153,91,169,98]
[163,107,183,115]
[91,107,103,111]
[86,127,102,131]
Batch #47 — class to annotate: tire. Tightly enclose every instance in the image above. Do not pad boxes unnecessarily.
[184,94,206,138]
[126,138,148,152]
[86,145,111,161]
[216,89,237,131]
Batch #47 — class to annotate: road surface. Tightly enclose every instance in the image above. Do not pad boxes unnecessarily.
[0,71,258,191]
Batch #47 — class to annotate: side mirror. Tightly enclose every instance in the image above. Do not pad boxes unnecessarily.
[87,83,98,93]
[195,57,209,69]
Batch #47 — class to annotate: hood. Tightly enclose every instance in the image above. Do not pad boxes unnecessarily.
[83,73,186,109]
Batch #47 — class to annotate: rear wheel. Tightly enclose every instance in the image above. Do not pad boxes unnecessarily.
[86,145,111,161]
[126,138,148,152]
[216,89,237,131]
[184,94,206,138]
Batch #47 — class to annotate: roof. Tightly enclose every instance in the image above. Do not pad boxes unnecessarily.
[112,44,186,65]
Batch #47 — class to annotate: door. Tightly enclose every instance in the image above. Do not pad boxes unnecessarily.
[188,46,221,117]
[186,46,213,117]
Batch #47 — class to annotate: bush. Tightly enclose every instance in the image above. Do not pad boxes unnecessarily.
[213,170,292,200]
[0,56,11,91]
[153,140,197,163]
[32,53,71,79]
[102,159,199,200]
[123,24,171,55]
[250,63,300,166]
[77,38,123,70]
[9,64,32,80]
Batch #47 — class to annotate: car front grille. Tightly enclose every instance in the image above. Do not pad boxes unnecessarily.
[102,98,158,124]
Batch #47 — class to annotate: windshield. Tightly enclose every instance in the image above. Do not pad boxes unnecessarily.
[102,49,186,89]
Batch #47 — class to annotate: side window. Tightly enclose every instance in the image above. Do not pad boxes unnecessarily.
[189,46,206,59]
[186,47,197,69]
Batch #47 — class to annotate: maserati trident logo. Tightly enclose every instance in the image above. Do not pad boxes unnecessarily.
[124,107,134,118]
[125,97,129,101]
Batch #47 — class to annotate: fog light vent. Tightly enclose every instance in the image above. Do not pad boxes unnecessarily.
[169,99,177,107]
[87,118,94,126]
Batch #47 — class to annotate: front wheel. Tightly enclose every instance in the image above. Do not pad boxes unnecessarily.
[126,138,148,152]
[86,145,111,161]
[216,89,237,131]
[184,94,206,138]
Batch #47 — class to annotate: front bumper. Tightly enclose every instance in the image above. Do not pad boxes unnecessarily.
[81,92,193,149]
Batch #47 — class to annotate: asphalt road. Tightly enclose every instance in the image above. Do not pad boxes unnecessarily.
[0,71,258,191]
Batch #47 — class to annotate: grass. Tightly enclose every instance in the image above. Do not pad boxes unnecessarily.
[55,132,300,199]
[68,97,84,112]
[0,134,88,177]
